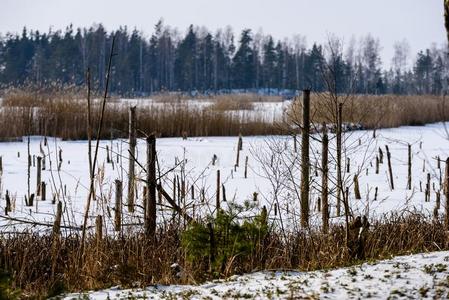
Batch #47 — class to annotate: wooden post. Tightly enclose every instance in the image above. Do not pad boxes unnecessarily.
[235,144,240,168]
[300,90,310,228]
[25,194,34,207]
[222,184,226,202]
[253,192,258,202]
[407,144,412,190]
[244,156,249,179]
[5,190,11,215]
[53,201,62,236]
[445,158,449,230]
[386,145,394,190]
[426,173,431,202]
[36,156,42,196]
[436,190,441,210]
[41,182,46,201]
[346,158,350,173]
[374,187,378,201]
[145,134,156,238]
[354,175,361,200]
[95,215,103,245]
[336,103,343,218]
[106,145,111,163]
[201,188,205,203]
[321,124,329,233]
[236,135,243,167]
[216,170,220,212]
[128,106,137,213]
[27,136,30,202]
[58,148,62,170]
[375,156,379,174]
[115,179,122,232]
[379,147,383,164]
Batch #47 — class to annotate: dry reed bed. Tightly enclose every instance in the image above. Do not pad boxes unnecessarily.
[2,88,449,140]
[0,89,282,140]
[288,94,449,129]
[0,213,446,298]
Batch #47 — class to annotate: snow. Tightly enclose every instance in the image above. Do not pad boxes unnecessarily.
[63,250,449,299]
[117,98,289,122]
[0,122,448,233]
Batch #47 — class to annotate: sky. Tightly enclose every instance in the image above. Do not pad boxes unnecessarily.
[0,0,446,68]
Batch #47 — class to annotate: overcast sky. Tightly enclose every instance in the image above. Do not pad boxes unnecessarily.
[0,0,445,67]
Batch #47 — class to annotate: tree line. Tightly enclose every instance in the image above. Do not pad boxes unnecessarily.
[0,21,446,96]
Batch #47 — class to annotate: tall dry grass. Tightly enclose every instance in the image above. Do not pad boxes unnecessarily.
[0,88,282,140]
[288,94,449,129]
[0,213,446,298]
[2,87,449,140]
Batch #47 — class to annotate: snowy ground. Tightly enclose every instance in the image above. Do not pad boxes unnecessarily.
[118,98,289,122]
[63,250,449,299]
[0,122,448,233]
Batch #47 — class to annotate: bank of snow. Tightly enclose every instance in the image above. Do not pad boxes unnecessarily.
[64,250,449,299]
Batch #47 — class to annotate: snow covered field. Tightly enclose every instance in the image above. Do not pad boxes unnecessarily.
[118,98,289,122]
[63,250,449,299]
[0,122,448,233]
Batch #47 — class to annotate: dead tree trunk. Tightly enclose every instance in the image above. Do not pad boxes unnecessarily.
[53,201,62,236]
[386,145,394,190]
[336,103,343,217]
[375,156,379,174]
[407,144,412,190]
[300,90,310,228]
[36,156,42,196]
[426,173,431,202]
[321,124,329,233]
[128,106,137,213]
[235,135,242,167]
[145,134,156,238]
[115,179,122,232]
[354,175,361,200]
[444,157,449,230]
[41,182,46,201]
[216,170,220,213]
[95,215,103,246]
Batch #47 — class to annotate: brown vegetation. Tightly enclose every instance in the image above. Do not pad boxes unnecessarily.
[0,213,446,298]
[2,87,449,141]
[0,88,281,140]
[288,94,449,129]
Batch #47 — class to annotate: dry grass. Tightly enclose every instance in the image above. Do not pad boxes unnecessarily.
[0,88,282,140]
[287,94,449,129]
[3,88,449,141]
[209,95,255,111]
[0,213,446,298]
